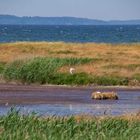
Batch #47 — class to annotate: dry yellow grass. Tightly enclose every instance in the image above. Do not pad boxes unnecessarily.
[0,42,140,78]
[74,113,140,122]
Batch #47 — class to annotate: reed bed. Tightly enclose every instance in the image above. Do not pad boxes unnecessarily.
[3,57,130,85]
[0,108,139,140]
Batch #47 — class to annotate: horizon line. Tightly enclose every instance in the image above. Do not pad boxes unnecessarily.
[0,14,140,21]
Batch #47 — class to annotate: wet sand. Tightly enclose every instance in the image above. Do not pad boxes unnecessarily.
[0,84,140,105]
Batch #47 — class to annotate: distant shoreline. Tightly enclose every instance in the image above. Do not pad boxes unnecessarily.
[0,15,140,25]
[0,83,140,90]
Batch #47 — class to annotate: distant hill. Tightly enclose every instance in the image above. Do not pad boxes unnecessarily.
[0,15,140,25]
[108,20,140,25]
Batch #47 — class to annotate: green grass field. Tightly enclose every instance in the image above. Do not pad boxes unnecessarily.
[0,109,139,140]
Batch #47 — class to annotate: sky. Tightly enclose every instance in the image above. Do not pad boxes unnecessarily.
[0,0,140,20]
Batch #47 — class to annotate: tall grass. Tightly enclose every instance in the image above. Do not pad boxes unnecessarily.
[49,73,129,86]
[0,62,5,74]
[3,57,93,84]
[3,57,132,85]
[49,73,93,85]
[0,57,140,86]
[2,57,139,85]
[92,75,129,86]
[0,109,139,140]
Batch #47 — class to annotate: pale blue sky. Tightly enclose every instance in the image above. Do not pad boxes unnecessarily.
[0,0,140,20]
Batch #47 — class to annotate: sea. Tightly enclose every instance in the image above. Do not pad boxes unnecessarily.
[0,25,140,43]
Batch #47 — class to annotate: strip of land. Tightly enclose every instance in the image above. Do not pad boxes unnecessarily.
[0,42,140,86]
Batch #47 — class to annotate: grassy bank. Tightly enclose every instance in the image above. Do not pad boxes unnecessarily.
[0,42,140,86]
[0,109,139,140]
[2,57,130,85]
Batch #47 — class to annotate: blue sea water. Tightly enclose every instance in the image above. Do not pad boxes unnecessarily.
[0,25,140,43]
